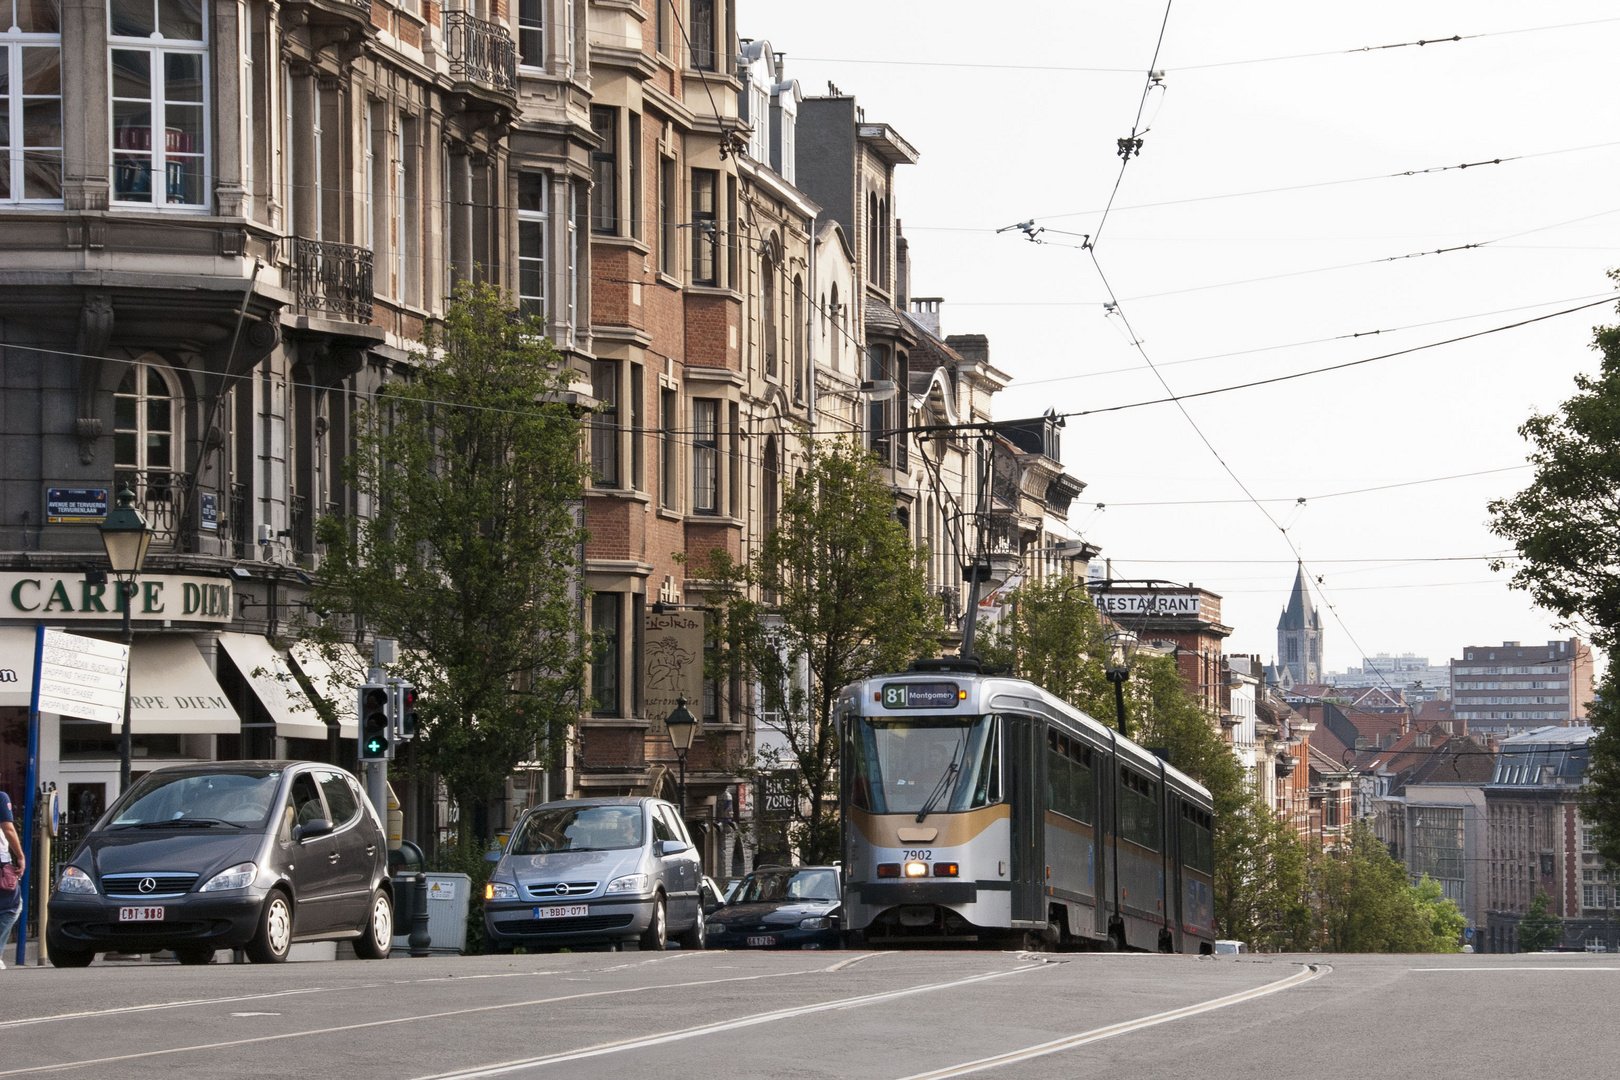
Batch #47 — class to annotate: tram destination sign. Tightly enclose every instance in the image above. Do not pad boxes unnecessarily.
[880,681,965,710]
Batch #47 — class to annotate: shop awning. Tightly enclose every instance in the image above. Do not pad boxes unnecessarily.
[0,625,37,707]
[128,637,240,735]
[289,641,365,739]
[0,628,239,734]
[217,632,328,740]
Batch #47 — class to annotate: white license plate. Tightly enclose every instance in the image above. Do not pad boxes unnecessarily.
[533,904,591,919]
[746,935,777,947]
[118,906,165,922]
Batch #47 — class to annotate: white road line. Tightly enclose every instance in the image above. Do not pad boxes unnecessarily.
[824,951,888,973]
[0,986,347,1031]
[890,964,1328,1080]
[0,967,833,1077]
[1411,966,1620,972]
[415,964,1053,1080]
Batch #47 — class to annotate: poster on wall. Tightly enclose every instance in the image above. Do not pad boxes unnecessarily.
[643,609,704,734]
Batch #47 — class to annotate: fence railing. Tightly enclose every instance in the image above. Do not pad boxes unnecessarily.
[111,468,191,548]
[293,237,374,322]
[445,11,518,95]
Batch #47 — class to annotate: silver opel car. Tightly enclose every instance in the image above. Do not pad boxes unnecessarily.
[483,797,705,952]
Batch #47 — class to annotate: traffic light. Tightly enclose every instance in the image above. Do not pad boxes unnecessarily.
[359,683,393,761]
[396,684,418,739]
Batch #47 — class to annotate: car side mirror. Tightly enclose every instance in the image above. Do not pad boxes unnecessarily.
[657,839,690,857]
[294,817,333,842]
[484,849,503,864]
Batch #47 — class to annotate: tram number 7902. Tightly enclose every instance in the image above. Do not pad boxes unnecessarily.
[902,849,933,861]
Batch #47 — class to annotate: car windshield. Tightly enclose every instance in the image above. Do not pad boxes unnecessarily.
[104,769,282,829]
[733,868,840,903]
[509,805,645,854]
[847,714,999,815]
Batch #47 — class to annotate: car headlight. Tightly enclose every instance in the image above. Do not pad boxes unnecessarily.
[485,881,519,900]
[606,873,648,894]
[57,866,97,895]
[799,916,831,930]
[199,862,259,892]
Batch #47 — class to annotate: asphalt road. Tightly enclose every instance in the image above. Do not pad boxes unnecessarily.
[3,948,1616,1079]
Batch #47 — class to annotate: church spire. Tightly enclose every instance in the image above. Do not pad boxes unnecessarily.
[1276,562,1323,684]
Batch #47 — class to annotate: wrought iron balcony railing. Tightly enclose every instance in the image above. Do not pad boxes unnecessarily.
[445,11,518,95]
[293,237,374,322]
[111,469,191,548]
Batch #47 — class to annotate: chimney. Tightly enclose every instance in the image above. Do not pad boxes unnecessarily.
[946,333,989,367]
[910,297,943,338]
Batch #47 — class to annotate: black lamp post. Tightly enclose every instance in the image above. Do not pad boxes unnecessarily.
[99,485,152,794]
[1103,629,1140,737]
[665,695,698,818]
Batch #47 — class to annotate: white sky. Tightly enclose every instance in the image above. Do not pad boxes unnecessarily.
[747,0,1620,673]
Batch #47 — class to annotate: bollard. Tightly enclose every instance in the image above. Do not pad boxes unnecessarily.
[409,873,432,957]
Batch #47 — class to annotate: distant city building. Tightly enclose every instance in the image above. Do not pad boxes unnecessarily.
[1275,564,1323,687]
[1329,653,1452,701]
[1450,639,1594,731]
[1481,726,1616,953]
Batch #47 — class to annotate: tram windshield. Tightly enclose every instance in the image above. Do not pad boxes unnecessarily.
[848,714,1000,816]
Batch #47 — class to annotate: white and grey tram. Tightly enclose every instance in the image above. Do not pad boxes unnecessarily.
[838,660,1217,952]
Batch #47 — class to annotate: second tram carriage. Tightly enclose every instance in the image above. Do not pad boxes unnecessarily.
[838,660,1216,952]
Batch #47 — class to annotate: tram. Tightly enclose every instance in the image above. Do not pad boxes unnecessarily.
[837,659,1216,952]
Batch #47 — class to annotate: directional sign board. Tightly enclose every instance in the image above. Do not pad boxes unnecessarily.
[36,629,129,725]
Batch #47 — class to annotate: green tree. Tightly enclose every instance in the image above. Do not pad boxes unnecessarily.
[976,577,1114,720]
[703,441,942,863]
[1317,822,1465,953]
[1517,889,1564,952]
[304,282,588,842]
[1488,298,1620,864]
[1214,795,1314,950]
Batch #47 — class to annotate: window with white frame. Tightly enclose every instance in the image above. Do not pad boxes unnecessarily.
[692,398,718,513]
[114,359,182,507]
[110,0,207,208]
[1,0,62,203]
[518,0,543,69]
[517,172,547,323]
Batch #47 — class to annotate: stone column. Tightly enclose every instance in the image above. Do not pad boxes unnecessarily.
[61,0,110,211]
[212,0,247,216]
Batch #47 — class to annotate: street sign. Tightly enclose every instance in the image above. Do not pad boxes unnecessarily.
[45,488,108,524]
[36,629,129,725]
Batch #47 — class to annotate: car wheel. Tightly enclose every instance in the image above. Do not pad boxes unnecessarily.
[175,946,216,966]
[638,895,667,951]
[247,890,293,964]
[352,889,394,960]
[674,904,705,950]
[49,946,94,968]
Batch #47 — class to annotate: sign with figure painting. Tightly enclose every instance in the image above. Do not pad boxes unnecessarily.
[643,610,704,733]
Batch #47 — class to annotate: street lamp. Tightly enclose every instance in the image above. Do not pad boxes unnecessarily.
[99,485,152,794]
[1103,629,1140,737]
[665,695,698,818]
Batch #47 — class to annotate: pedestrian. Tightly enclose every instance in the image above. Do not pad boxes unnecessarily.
[0,786,25,969]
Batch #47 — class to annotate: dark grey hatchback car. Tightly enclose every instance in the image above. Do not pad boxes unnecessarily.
[46,761,394,967]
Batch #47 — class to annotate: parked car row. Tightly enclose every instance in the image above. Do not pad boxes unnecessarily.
[41,768,840,966]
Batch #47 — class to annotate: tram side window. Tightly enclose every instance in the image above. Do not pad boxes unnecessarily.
[1180,803,1214,875]
[1045,729,1094,824]
[1118,767,1159,850]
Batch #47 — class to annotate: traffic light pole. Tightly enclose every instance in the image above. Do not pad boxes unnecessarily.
[363,664,388,822]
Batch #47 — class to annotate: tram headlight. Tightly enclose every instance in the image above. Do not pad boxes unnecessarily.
[904,861,928,878]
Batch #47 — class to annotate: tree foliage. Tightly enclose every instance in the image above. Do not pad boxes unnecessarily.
[1489,302,1620,651]
[703,441,942,863]
[1517,889,1564,952]
[1214,795,1314,950]
[304,282,588,840]
[1316,822,1465,953]
[1584,662,1620,867]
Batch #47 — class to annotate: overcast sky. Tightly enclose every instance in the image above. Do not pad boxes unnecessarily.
[741,0,1620,674]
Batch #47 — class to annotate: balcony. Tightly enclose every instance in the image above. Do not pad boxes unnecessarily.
[445,12,518,97]
[111,469,191,549]
[281,0,373,40]
[293,238,374,322]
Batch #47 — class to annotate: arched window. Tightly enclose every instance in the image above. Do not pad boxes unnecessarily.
[761,253,777,379]
[763,435,779,538]
[115,359,182,507]
[792,273,805,402]
[878,197,889,289]
[867,192,878,280]
[829,282,840,371]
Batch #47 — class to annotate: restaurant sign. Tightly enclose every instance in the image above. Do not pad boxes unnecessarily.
[1095,593,1203,618]
[2,572,234,623]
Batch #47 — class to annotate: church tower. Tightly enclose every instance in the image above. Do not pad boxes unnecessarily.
[1276,563,1323,684]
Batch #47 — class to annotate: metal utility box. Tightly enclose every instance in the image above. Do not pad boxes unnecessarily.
[392,872,469,955]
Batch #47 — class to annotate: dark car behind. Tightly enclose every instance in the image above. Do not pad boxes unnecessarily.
[705,865,842,950]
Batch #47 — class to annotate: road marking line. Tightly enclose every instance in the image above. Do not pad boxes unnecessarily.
[1411,966,1620,972]
[0,967,834,1076]
[0,986,345,1031]
[890,964,1328,1080]
[824,951,888,972]
[414,964,1051,1079]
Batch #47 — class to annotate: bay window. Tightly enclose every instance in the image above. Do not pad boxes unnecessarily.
[518,172,547,322]
[110,0,208,209]
[1,0,62,203]
[693,398,718,514]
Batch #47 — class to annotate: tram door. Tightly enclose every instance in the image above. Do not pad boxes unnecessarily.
[1005,714,1043,923]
